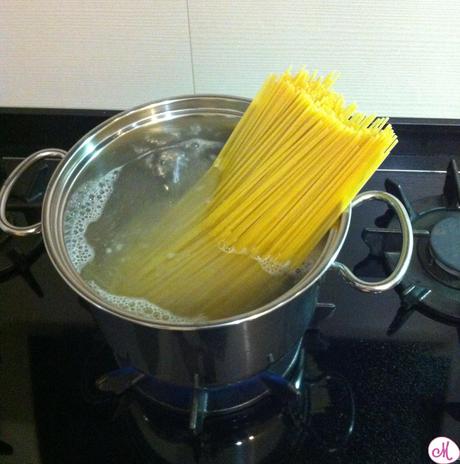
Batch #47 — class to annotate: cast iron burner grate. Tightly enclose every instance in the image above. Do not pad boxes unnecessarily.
[0,157,56,295]
[122,347,355,464]
[82,303,355,463]
[95,303,337,433]
[81,315,354,463]
[355,159,460,335]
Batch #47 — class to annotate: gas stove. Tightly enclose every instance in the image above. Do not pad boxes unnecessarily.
[356,159,460,334]
[0,112,459,464]
[81,303,355,464]
[0,157,51,296]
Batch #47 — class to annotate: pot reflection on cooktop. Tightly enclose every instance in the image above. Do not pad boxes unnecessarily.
[28,325,451,464]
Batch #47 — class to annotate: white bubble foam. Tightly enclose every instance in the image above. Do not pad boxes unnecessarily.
[64,168,121,273]
[63,153,210,324]
[217,241,292,276]
[217,241,317,278]
[87,281,204,324]
[255,255,291,276]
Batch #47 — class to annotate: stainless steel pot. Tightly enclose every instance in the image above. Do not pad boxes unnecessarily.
[0,96,413,387]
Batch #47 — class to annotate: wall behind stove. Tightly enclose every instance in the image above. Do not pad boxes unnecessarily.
[2,0,460,118]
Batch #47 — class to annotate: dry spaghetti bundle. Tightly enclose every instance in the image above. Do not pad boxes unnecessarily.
[94,69,397,320]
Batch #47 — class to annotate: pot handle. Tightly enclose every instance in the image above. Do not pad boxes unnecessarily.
[331,190,413,293]
[0,149,67,237]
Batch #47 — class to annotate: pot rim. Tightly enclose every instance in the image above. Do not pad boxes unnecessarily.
[41,94,352,331]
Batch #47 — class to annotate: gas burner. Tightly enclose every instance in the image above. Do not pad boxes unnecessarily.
[107,339,353,464]
[97,336,305,435]
[95,302,337,434]
[86,303,354,463]
[425,216,460,283]
[356,159,460,335]
[123,362,354,464]
[0,157,55,295]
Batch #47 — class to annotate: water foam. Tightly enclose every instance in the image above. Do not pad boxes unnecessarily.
[88,281,204,324]
[217,241,306,277]
[217,241,317,278]
[62,135,317,323]
[64,168,121,273]
[63,166,203,324]
[255,255,291,276]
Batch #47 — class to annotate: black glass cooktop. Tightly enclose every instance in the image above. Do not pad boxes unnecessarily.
[23,329,454,464]
[0,112,459,464]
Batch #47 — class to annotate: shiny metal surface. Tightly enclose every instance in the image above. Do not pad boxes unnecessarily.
[0,149,66,236]
[92,285,318,385]
[38,95,355,330]
[127,336,303,413]
[0,95,414,386]
[332,191,414,293]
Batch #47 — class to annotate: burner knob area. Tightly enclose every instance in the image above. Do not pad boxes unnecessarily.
[429,216,460,278]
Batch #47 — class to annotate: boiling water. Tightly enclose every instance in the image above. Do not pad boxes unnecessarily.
[63,137,317,323]
[64,137,223,323]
